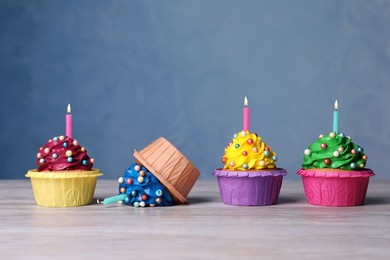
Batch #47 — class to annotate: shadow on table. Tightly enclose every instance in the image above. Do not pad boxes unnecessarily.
[364,196,390,205]
[188,196,215,204]
[277,196,303,204]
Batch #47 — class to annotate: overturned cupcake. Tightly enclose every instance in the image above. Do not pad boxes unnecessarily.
[26,104,102,207]
[101,137,199,207]
[212,97,287,206]
[297,100,375,207]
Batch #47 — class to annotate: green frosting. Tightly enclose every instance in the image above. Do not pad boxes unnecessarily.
[302,132,367,170]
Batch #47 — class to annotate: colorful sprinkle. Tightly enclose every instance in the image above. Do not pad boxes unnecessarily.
[243,163,248,169]
[242,151,248,156]
[73,140,79,146]
[120,187,126,193]
[39,147,44,151]
[319,134,324,138]
[339,133,345,138]
[235,144,240,148]
[320,143,327,149]
[67,157,73,163]
[264,146,270,151]
[253,147,258,153]
[333,151,340,157]
[134,165,141,171]
[359,164,365,169]
[53,137,58,141]
[233,133,238,138]
[240,131,246,137]
[141,194,148,201]
[138,176,144,183]
[247,139,254,145]
[272,156,277,161]
[222,157,227,164]
[362,155,368,160]
[329,132,336,138]
[59,135,65,141]
[134,202,140,207]
[124,197,130,203]
[65,150,72,157]
[357,147,363,153]
[52,153,58,159]
[156,198,162,204]
[338,147,344,152]
[131,190,137,196]
[82,160,88,165]
[37,153,42,159]
[139,201,146,207]
[264,150,270,157]
[126,178,133,185]
[90,158,95,164]
[139,170,146,177]
[350,162,357,169]
[351,149,357,155]
[80,147,86,152]
[62,142,68,148]
[230,161,235,167]
[304,149,311,156]
[118,177,124,184]
[39,158,45,164]
[44,148,50,154]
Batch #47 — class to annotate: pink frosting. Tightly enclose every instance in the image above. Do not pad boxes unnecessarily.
[36,136,93,171]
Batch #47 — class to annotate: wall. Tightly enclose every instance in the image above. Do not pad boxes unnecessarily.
[1,0,390,179]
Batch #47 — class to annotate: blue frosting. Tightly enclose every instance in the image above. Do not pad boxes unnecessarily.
[118,163,174,207]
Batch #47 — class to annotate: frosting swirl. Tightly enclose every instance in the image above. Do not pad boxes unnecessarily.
[222,130,277,170]
[118,163,174,207]
[36,135,94,171]
[302,132,368,170]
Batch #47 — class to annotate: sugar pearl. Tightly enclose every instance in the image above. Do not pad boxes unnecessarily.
[360,164,365,169]
[134,165,141,171]
[242,151,248,156]
[37,153,42,159]
[350,162,357,169]
[120,187,126,193]
[80,147,86,152]
[235,144,240,148]
[131,191,137,196]
[320,143,327,149]
[52,153,58,159]
[118,177,124,184]
[126,178,133,185]
[62,142,68,148]
[65,150,72,157]
[73,140,79,146]
[141,194,148,201]
[329,132,336,138]
[53,137,58,141]
[304,149,311,156]
[333,151,340,157]
[155,198,162,204]
[362,155,368,160]
[133,202,140,207]
[230,161,235,167]
[59,135,65,141]
[319,134,324,138]
[351,149,357,155]
[82,160,88,165]
[247,139,254,145]
[264,150,270,157]
[338,147,344,152]
[139,170,146,177]
[156,189,163,196]
[90,158,95,164]
[44,148,50,154]
[124,197,130,203]
[240,131,246,137]
[324,158,331,165]
[259,161,265,167]
[140,201,146,207]
[243,164,248,169]
[253,147,258,153]
[357,147,363,153]
[138,176,144,183]
[39,158,45,164]
[67,157,73,163]
[272,156,277,161]
[222,157,227,164]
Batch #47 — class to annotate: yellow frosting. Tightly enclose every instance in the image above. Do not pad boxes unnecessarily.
[222,131,277,170]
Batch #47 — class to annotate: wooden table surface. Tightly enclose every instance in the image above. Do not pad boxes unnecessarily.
[1,179,389,259]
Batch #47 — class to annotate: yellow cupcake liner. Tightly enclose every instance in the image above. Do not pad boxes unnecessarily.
[26,169,102,207]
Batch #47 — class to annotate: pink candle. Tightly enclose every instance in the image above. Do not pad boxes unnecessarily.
[243,97,250,131]
[66,103,72,138]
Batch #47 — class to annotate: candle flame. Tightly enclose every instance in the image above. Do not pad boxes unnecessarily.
[67,103,71,114]
[334,100,338,111]
[244,97,248,107]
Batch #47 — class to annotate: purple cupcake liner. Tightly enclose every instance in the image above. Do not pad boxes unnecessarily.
[213,168,287,206]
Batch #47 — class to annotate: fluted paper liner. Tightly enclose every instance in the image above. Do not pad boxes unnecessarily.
[26,169,102,207]
[297,168,375,207]
[133,137,200,204]
[213,168,287,206]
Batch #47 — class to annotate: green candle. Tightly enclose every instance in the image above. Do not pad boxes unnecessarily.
[101,194,127,205]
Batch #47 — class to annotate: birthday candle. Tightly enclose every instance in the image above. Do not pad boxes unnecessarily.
[243,97,250,131]
[333,100,339,134]
[66,103,72,138]
[100,194,128,205]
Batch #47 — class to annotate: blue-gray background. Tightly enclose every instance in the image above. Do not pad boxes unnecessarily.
[1,0,390,179]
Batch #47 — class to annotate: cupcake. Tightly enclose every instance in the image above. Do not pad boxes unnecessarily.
[101,137,200,207]
[213,130,287,206]
[297,132,374,207]
[26,135,102,207]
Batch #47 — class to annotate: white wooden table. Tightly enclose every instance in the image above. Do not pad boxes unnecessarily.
[0,179,389,259]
